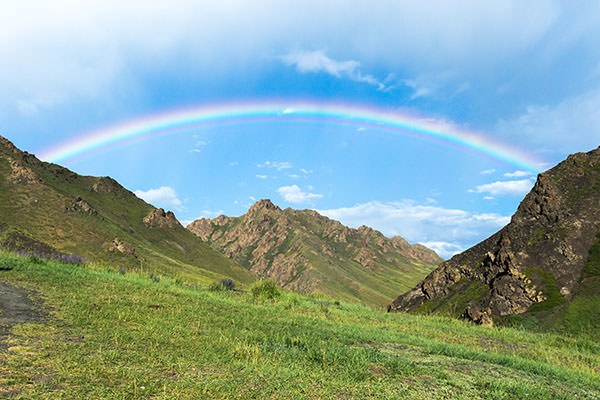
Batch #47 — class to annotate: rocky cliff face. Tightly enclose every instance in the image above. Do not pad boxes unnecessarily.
[389,147,600,329]
[188,199,442,306]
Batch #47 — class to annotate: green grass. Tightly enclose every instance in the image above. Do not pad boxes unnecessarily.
[411,280,488,318]
[1,252,599,399]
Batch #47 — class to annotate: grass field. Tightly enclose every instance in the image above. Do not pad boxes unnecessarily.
[1,252,599,399]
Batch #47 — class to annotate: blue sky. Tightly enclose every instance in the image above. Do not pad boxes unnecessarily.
[2,1,599,258]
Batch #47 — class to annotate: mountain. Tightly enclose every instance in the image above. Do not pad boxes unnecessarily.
[0,136,256,285]
[389,147,600,334]
[187,199,442,306]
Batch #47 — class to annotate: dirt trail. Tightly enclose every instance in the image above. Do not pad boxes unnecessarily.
[0,281,44,351]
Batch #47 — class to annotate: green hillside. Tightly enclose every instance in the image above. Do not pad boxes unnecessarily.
[1,253,599,399]
[0,136,256,286]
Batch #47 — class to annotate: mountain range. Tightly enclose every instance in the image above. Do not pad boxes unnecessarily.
[188,200,441,305]
[0,135,438,306]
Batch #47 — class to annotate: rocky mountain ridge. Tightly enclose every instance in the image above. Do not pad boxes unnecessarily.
[389,146,600,332]
[188,199,442,306]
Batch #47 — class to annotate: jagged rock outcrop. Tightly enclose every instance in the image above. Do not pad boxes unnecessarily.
[108,237,135,256]
[92,177,123,193]
[187,199,442,305]
[66,197,98,216]
[143,208,182,229]
[389,146,600,326]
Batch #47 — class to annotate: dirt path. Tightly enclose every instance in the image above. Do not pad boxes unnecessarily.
[0,281,45,351]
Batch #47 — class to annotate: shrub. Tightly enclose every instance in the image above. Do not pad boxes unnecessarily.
[250,279,281,300]
[209,278,236,292]
[0,258,15,271]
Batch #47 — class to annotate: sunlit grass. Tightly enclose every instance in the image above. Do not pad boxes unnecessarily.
[1,252,599,399]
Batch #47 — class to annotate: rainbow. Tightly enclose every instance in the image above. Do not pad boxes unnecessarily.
[38,101,543,172]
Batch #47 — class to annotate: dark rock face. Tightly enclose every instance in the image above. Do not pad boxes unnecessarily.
[389,146,600,324]
[143,208,182,229]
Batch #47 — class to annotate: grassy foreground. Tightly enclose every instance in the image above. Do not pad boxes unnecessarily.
[1,253,599,399]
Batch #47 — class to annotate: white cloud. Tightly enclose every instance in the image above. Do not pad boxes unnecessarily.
[503,170,531,178]
[0,1,574,116]
[318,200,510,258]
[421,241,464,259]
[257,161,292,170]
[134,186,183,210]
[483,196,495,200]
[281,50,386,90]
[318,200,510,259]
[300,168,313,174]
[496,87,600,155]
[277,185,323,204]
[256,174,268,179]
[480,169,496,175]
[17,100,39,116]
[473,178,535,196]
[229,161,239,167]
[288,174,301,179]
[189,140,207,153]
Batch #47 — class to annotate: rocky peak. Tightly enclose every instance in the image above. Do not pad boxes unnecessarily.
[186,218,213,241]
[187,199,442,305]
[0,136,22,157]
[248,199,281,214]
[388,146,600,328]
[143,208,182,229]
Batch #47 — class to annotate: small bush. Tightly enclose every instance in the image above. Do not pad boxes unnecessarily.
[209,278,236,292]
[250,279,281,300]
[0,258,15,271]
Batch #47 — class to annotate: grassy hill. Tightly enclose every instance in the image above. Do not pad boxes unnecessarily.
[1,252,599,399]
[0,136,256,286]
[188,200,441,307]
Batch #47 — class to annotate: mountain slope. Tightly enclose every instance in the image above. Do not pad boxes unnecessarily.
[187,199,441,306]
[0,136,256,285]
[389,146,600,335]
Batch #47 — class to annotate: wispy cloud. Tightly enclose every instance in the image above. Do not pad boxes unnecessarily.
[496,87,600,155]
[472,178,535,196]
[403,79,434,100]
[503,170,531,178]
[189,140,207,153]
[277,185,323,204]
[134,186,183,210]
[256,174,268,179]
[318,200,510,259]
[480,169,496,175]
[281,50,387,90]
[257,161,292,170]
